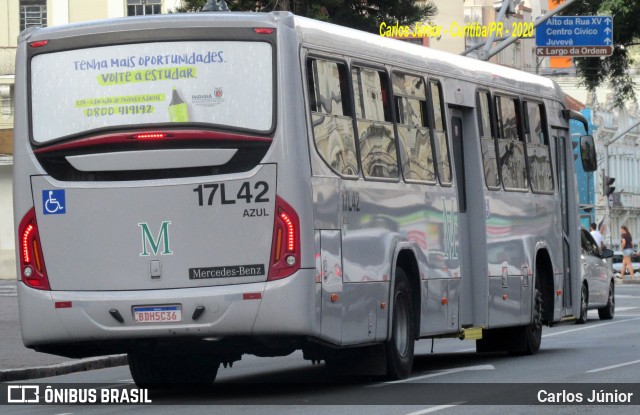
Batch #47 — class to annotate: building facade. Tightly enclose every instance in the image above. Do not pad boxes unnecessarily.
[461,0,537,70]
[555,83,640,250]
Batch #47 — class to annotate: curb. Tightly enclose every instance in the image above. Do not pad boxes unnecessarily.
[0,355,128,382]
[614,278,640,285]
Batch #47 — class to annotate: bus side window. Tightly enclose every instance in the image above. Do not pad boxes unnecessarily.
[429,80,451,185]
[495,95,528,191]
[392,72,436,183]
[307,58,358,177]
[477,91,500,189]
[524,102,554,193]
[352,67,398,180]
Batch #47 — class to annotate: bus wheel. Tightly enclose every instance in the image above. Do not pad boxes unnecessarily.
[576,283,588,324]
[385,268,415,380]
[598,282,615,320]
[128,350,219,389]
[508,287,542,356]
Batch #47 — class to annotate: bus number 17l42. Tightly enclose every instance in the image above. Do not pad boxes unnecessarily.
[193,182,270,206]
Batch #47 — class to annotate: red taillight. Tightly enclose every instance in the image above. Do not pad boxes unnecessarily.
[22,224,34,264]
[268,196,300,281]
[132,132,169,140]
[280,212,295,252]
[18,208,50,290]
[29,40,49,48]
[254,28,275,34]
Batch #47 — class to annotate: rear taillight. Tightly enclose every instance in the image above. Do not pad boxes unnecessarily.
[18,208,50,290]
[132,132,169,140]
[254,28,275,34]
[268,196,300,281]
[29,40,49,48]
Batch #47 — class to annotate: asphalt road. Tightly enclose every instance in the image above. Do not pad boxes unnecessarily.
[2,285,640,414]
[0,281,78,370]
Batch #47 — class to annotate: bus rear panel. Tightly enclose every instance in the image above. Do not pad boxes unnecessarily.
[14,14,318,360]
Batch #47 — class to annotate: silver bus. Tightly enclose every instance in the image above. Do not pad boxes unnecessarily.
[14,12,597,385]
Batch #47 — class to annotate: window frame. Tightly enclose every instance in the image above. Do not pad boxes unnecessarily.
[305,55,360,180]
[350,62,400,182]
[494,93,529,192]
[427,78,452,187]
[581,228,601,258]
[391,70,437,185]
[127,0,162,17]
[20,1,47,32]
[522,99,555,195]
[476,88,501,191]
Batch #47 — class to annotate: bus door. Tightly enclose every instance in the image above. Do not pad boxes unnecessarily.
[448,108,473,329]
[553,128,573,316]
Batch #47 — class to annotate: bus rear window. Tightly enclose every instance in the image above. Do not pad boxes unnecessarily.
[30,41,273,143]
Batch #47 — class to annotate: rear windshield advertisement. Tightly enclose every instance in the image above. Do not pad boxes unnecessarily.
[30,41,273,143]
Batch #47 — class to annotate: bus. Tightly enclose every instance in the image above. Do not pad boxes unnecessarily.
[13,12,597,386]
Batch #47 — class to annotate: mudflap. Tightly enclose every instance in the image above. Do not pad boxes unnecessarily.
[324,344,387,377]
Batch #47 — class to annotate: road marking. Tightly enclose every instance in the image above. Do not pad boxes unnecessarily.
[0,287,17,297]
[613,307,638,311]
[543,317,640,338]
[404,402,465,415]
[587,359,640,373]
[455,316,640,352]
[374,364,494,386]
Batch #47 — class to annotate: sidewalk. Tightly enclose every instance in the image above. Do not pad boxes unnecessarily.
[0,280,127,382]
[614,275,640,284]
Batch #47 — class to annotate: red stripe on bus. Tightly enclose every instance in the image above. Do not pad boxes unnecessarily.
[33,130,272,154]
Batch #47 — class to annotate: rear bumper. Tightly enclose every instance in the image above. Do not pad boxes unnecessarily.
[19,269,319,349]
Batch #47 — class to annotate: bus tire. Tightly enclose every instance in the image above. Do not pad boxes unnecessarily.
[576,283,588,324]
[385,268,415,380]
[508,287,542,356]
[128,350,219,389]
[598,282,615,320]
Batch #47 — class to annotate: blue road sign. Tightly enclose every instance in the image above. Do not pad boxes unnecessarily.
[535,16,613,57]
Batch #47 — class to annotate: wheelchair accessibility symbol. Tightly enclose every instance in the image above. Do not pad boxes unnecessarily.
[42,190,66,215]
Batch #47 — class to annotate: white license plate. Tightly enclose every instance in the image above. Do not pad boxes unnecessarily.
[133,305,182,323]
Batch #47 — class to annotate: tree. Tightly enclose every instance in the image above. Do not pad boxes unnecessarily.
[174,0,437,35]
[173,0,208,12]
[559,1,640,108]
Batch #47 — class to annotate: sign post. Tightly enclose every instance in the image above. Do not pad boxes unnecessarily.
[535,16,613,57]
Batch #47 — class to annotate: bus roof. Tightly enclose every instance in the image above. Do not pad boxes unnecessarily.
[18,11,283,43]
[294,15,560,101]
[19,11,561,102]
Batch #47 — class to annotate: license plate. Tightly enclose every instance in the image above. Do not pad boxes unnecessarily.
[133,305,182,323]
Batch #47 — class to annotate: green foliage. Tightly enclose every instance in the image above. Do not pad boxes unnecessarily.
[173,0,208,12]
[318,0,437,34]
[559,0,640,107]
[173,0,437,34]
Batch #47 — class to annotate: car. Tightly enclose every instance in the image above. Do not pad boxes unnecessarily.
[611,251,640,276]
[577,229,615,324]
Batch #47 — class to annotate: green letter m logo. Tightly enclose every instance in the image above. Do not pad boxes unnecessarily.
[138,221,173,256]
